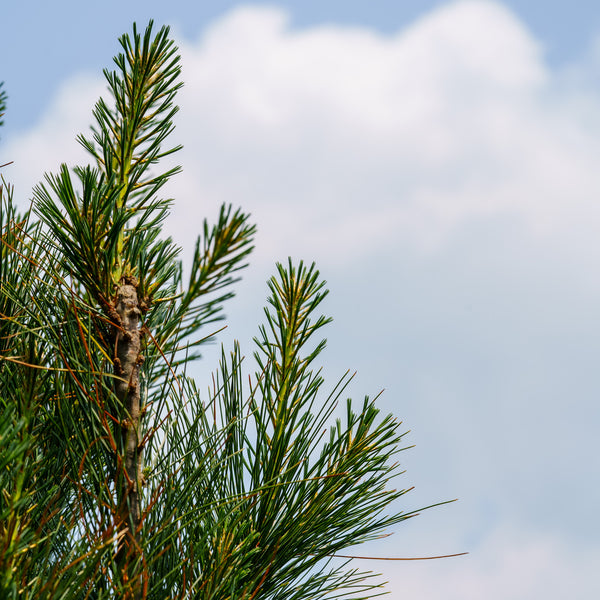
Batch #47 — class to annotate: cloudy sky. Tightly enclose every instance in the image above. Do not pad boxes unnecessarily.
[2,1,600,597]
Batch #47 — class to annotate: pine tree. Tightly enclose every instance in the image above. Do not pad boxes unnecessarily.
[0,22,448,600]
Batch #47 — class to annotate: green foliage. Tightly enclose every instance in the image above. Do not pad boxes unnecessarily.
[140,260,426,599]
[0,22,444,600]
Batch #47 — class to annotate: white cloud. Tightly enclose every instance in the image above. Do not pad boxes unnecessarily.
[3,73,104,204]
[6,0,600,263]
[161,0,600,263]
[378,526,600,599]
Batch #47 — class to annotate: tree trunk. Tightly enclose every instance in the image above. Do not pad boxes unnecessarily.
[113,277,144,599]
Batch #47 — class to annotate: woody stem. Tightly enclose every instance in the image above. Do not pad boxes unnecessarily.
[113,278,144,599]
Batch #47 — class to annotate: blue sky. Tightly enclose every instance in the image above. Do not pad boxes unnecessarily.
[2,1,600,598]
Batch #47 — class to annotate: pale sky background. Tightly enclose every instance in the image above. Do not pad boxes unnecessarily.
[2,1,600,598]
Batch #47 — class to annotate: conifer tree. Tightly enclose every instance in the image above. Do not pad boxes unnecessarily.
[0,23,449,600]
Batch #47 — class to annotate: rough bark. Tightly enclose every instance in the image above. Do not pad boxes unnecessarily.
[113,277,144,599]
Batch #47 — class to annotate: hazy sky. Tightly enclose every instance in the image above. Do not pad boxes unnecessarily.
[2,1,600,598]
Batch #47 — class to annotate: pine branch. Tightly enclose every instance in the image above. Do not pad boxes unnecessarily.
[0,82,6,132]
